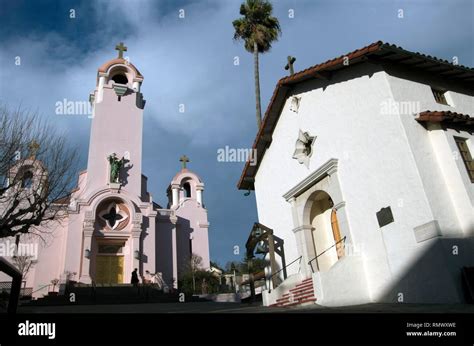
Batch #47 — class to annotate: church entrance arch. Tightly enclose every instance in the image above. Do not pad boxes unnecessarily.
[91,197,132,284]
[305,190,344,272]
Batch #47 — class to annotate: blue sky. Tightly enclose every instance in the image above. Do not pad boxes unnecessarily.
[0,0,472,267]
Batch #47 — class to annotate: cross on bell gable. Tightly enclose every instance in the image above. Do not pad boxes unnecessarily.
[179,155,190,169]
[115,42,127,59]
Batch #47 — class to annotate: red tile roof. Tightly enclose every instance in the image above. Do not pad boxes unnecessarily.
[417,110,473,125]
[238,41,474,190]
[98,58,144,79]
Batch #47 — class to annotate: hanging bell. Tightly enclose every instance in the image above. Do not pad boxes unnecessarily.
[255,241,268,255]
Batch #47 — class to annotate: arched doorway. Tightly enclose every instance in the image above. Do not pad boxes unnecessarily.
[308,191,344,272]
[91,198,131,284]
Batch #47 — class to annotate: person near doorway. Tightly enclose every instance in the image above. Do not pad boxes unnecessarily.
[143,270,152,285]
[131,268,139,287]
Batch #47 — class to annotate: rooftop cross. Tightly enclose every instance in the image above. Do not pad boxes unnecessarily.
[115,42,128,59]
[179,155,190,169]
[28,140,40,158]
[285,56,296,75]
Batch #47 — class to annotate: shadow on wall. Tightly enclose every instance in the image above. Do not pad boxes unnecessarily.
[154,216,193,288]
[140,216,150,275]
[155,221,173,287]
[379,237,474,304]
[177,216,192,276]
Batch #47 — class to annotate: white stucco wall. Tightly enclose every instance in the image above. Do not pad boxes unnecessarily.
[254,62,473,305]
[385,69,474,236]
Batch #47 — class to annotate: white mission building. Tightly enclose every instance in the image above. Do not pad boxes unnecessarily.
[238,41,474,307]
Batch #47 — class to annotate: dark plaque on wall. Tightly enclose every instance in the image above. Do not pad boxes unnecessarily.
[376,206,394,228]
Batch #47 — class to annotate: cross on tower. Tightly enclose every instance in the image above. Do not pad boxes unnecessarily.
[285,56,296,75]
[28,140,40,158]
[180,155,190,169]
[115,42,127,59]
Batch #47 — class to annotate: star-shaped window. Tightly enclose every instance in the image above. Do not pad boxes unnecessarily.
[99,203,129,230]
[292,130,315,167]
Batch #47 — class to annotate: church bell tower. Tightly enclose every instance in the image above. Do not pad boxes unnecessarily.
[86,43,146,197]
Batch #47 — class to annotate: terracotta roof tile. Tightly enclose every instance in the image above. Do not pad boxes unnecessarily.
[417,111,474,128]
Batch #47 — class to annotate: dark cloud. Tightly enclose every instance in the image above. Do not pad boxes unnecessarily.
[0,0,472,265]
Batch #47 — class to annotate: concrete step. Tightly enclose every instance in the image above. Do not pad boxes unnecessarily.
[276,292,315,304]
[277,289,314,302]
[270,278,316,308]
[290,283,314,294]
[279,297,317,307]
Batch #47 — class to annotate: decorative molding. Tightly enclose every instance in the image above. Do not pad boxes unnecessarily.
[283,158,338,201]
[83,229,94,237]
[83,221,95,230]
[131,229,142,238]
[413,220,441,243]
[292,225,314,234]
[198,221,210,228]
[109,182,121,190]
[334,201,346,210]
[131,213,143,228]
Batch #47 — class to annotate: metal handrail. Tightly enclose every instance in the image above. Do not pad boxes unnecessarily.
[31,283,50,295]
[308,236,346,273]
[270,256,302,279]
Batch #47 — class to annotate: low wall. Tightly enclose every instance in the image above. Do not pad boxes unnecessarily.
[313,255,370,306]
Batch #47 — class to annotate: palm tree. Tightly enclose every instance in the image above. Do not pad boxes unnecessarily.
[233,0,281,129]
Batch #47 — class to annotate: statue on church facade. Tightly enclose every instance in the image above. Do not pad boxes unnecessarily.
[107,153,128,183]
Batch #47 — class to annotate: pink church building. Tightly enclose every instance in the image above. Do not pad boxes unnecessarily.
[0,44,210,297]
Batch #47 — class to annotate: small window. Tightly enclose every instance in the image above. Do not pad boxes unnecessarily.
[183,182,192,198]
[112,74,128,85]
[454,137,474,183]
[290,96,301,113]
[431,87,449,105]
[292,130,315,166]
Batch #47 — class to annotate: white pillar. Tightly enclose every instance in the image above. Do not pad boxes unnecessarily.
[171,183,180,208]
[132,81,140,92]
[97,75,106,104]
[80,229,93,284]
[292,225,317,278]
[170,217,178,289]
[196,189,203,205]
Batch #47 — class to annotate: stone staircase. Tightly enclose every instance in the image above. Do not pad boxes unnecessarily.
[270,278,316,308]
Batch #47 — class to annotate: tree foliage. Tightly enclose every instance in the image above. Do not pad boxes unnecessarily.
[224,257,268,274]
[0,106,78,239]
[232,0,281,53]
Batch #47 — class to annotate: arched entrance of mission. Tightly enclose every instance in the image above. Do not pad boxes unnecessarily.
[307,190,344,272]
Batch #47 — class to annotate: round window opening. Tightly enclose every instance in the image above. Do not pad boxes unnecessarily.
[98,200,130,230]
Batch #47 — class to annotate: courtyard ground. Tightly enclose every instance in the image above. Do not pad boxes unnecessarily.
[16,301,474,314]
